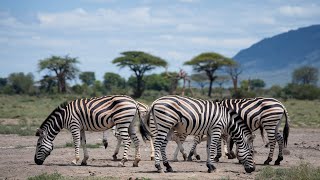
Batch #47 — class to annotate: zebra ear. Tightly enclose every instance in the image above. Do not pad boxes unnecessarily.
[35,128,43,137]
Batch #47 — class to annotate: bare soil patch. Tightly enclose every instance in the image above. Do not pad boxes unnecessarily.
[0,128,320,180]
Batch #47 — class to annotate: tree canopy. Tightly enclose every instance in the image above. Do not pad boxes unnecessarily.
[184,52,235,97]
[112,51,167,97]
[79,72,95,86]
[38,55,79,93]
[292,66,319,85]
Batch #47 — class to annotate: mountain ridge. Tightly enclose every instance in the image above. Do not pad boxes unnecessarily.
[233,24,320,86]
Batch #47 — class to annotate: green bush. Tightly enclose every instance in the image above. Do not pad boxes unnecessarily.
[255,162,320,180]
[283,83,320,100]
[28,172,65,180]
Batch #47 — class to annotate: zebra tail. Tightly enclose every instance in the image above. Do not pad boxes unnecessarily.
[138,107,151,142]
[283,111,290,148]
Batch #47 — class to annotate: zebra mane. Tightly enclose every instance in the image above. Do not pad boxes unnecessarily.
[39,101,69,129]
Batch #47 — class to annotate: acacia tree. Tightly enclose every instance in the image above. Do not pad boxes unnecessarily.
[292,66,319,85]
[38,55,79,93]
[184,52,235,97]
[226,63,242,93]
[112,51,167,98]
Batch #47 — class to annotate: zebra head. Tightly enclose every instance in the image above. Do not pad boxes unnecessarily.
[34,128,53,165]
[229,111,256,173]
[235,131,256,173]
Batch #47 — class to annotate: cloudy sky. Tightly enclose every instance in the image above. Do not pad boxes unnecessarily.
[1,0,320,84]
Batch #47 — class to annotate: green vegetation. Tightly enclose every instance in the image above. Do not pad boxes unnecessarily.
[283,99,320,127]
[0,95,319,136]
[255,162,320,180]
[28,172,65,180]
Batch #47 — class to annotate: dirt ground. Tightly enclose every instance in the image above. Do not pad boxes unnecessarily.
[0,128,320,180]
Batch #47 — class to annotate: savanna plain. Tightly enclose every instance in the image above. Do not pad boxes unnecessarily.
[0,95,320,180]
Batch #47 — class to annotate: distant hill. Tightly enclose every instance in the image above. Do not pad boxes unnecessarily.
[233,25,320,86]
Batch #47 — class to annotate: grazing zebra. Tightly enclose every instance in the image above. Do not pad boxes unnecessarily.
[139,95,255,173]
[219,97,290,165]
[102,102,156,161]
[34,95,142,167]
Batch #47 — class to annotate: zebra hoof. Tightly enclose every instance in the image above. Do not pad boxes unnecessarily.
[264,157,272,165]
[183,153,187,161]
[196,155,201,160]
[207,163,216,173]
[166,167,173,172]
[155,164,164,173]
[133,158,141,167]
[214,157,219,162]
[151,157,155,161]
[81,161,87,166]
[112,155,118,161]
[187,156,193,161]
[172,159,178,162]
[275,156,283,165]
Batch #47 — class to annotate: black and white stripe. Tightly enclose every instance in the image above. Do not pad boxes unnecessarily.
[140,95,255,173]
[102,101,156,160]
[220,97,290,165]
[34,95,142,167]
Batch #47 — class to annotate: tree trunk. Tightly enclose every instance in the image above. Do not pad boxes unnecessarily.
[208,79,213,97]
[134,75,144,98]
[232,78,238,92]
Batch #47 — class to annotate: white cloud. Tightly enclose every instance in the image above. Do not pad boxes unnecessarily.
[37,7,174,31]
[189,37,258,49]
[278,5,320,17]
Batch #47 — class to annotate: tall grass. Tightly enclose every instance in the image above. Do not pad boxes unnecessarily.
[255,163,320,180]
[282,99,320,128]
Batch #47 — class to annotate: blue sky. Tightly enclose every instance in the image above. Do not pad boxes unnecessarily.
[1,0,320,84]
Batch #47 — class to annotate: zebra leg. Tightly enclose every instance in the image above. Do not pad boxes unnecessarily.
[71,128,81,165]
[206,133,216,173]
[154,135,165,173]
[274,132,284,165]
[214,137,222,162]
[173,134,187,161]
[80,130,89,166]
[264,129,276,165]
[112,136,122,161]
[129,131,141,167]
[226,137,236,159]
[161,139,173,172]
[188,135,201,161]
[173,144,180,161]
[117,127,132,167]
[150,138,155,161]
[102,130,108,149]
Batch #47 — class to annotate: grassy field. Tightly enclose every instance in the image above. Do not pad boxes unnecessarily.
[0,95,319,136]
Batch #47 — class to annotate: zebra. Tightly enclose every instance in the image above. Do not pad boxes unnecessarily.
[34,95,143,167]
[219,97,290,165]
[139,95,255,173]
[102,102,156,161]
[183,97,290,165]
